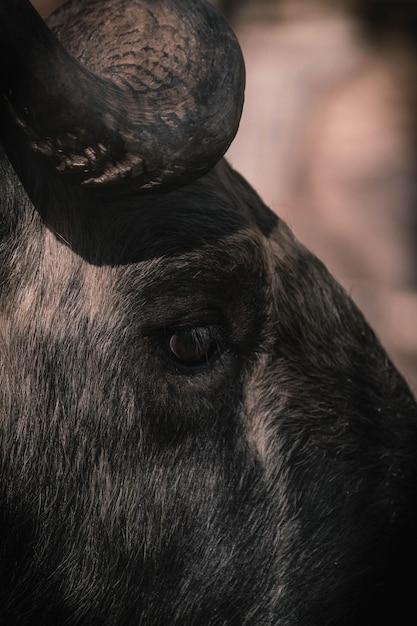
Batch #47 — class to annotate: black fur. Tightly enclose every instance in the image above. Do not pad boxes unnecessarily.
[1,2,417,625]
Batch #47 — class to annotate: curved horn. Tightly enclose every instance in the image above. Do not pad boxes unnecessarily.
[0,0,245,193]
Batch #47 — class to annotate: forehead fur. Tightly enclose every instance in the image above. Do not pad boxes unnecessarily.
[32,159,278,267]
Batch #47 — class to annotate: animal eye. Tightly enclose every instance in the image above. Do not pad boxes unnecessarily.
[166,325,223,368]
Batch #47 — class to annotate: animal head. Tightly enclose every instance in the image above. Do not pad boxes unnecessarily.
[0,1,416,624]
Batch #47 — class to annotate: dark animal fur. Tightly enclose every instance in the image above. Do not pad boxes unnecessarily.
[1,2,417,625]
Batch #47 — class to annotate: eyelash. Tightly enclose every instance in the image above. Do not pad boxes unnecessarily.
[164,324,225,369]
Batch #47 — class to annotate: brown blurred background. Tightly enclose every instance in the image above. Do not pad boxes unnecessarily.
[31,0,417,395]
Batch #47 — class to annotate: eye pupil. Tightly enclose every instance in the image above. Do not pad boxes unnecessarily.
[167,326,220,367]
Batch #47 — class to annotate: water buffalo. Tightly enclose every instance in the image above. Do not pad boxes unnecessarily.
[0,0,416,624]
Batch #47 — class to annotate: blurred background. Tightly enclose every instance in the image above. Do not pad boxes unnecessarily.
[32,0,417,395]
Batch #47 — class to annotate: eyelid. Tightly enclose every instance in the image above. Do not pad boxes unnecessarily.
[176,309,222,327]
[146,308,224,333]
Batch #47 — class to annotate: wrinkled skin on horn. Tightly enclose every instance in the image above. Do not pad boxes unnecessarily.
[0,0,245,192]
[0,1,417,625]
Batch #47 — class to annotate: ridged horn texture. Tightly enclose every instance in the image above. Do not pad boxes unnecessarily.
[0,0,245,193]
